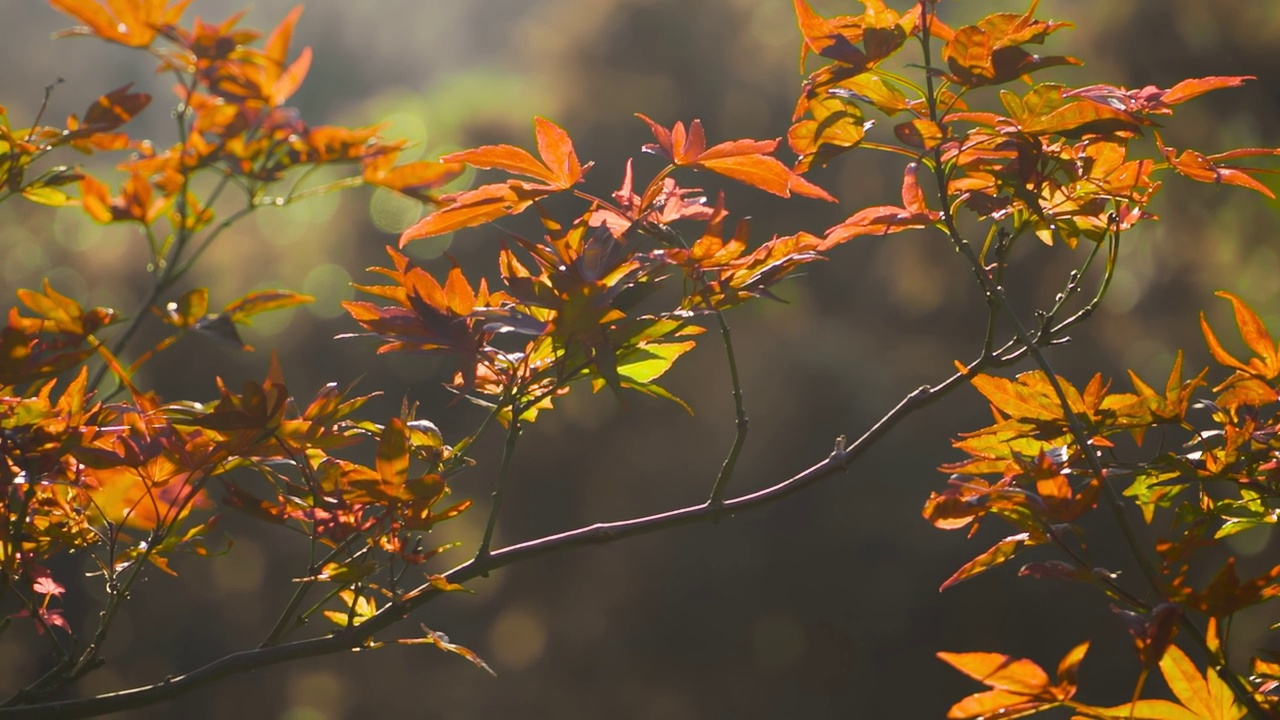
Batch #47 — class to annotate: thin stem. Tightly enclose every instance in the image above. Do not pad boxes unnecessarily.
[0,319,1073,719]
[920,0,1166,594]
[916,6,1265,716]
[281,175,364,204]
[474,401,522,563]
[708,310,748,505]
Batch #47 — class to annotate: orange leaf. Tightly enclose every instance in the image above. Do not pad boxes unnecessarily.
[947,689,1043,720]
[50,0,190,47]
[894,118,944,150]
[1216,291,1279,376]
[823,163,938,245]
[399,183,534,245]
[937,651,1051,695]
[264,5,304,67]
[223,289,313,324]
[377,418,410,489]
[637,114,834,201]
[363,159,466,203]
[1158,645,1215,718]
[444,116,586,189]
[699,155,792,197]
[968,372,1067,422]
[533,116,584,187]
[791,0,871,69]
[78,175,114,223]
[447,145,557,185]
[939,533,1030,591]
[271,46,312,107]
[1162,76,1254,106]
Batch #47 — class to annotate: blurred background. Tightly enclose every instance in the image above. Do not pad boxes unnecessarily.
[1,0,1279,717]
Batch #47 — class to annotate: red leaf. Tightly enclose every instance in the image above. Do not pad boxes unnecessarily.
[1201,291,1280,377]
[79,84,151,133]
[1159,135,1280,199]
[823,163,939,245]
[1162,76,1254,106]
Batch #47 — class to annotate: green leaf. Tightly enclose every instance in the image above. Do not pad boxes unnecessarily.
[22,184,70,206]
[616,341,696,384]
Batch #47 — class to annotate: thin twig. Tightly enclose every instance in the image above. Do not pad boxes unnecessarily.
[916,5,1266,716]
[0,327,1048,719]
[474,400,522,564]
[708,310,748,505]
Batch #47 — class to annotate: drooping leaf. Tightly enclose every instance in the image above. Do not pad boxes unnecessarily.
[223,289,313,324]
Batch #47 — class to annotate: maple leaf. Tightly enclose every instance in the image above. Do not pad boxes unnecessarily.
[1083,645,1246,720]
[588,161,715,238]
[400,117,591,244]
[50,0,191,48]
[79,171,167,224]
[939,643,1087,719]
[941,8,1079,88]
[1064,76,1255,116]
[939,532,1042,591]
[1201,291,1280,380]
[1158,134,1280,199]
[791,0,922,72]
[788,93,874,172]
[341,248,499,391]
[636,114,835,202]
[824,163,941,246]
[362,151,466,204]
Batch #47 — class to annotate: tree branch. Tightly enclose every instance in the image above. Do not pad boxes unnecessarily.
[4,286,1106,720]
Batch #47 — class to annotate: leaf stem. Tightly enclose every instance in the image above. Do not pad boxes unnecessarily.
[474,399,522,564]
[916,6,1266,716]
[708,310,748,505]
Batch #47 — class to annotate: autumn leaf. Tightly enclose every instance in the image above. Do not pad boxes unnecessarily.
[399,624,496,676]
[941,9,1079,88]
[449,116,587,188]
[400,117,590,245]
[363,154,466,204]
[1159,644,1246,720]
[376,417,410,491]
[823,163,940,246]
[939,643,1087,719]
[223,289,314,324]
[939,532,1039,591]
[1159,134,1280,199]
[50,0,191,48]
[636,114,836,202]
[68,84,152,136]
[1200,291,1280,379]
[1064,76,1255,115]
[322,589,378,628]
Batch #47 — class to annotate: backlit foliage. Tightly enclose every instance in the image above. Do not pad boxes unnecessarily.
[1,0,1278,716]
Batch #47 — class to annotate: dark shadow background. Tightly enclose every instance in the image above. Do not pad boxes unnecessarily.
[1,1,1279,717]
